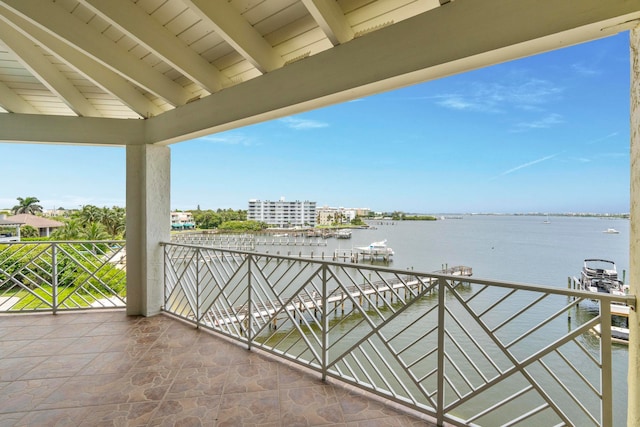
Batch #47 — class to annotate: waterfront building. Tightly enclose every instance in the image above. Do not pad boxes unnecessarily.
[316,206,360,225]
[248,198,316,228]
[170,211,195,230]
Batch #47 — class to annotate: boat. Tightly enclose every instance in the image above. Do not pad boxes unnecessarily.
[591,324,629,344]
[602,228,619,234]
[355,240,394,259]
[579,259,628,296]
[335,230,352,239]
[543,214,550,224]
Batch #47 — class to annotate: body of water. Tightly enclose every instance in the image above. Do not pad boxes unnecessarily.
[322,215,629,287]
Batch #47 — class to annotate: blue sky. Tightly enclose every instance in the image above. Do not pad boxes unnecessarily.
[0,32,631,214]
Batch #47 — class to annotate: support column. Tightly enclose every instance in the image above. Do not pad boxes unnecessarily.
[629,25,640,427]
[125,144,170,316]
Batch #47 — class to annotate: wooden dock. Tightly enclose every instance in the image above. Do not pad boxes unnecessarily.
[209,266,472,329]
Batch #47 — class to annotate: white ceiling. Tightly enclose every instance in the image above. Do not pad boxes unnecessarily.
[0,0,639,145]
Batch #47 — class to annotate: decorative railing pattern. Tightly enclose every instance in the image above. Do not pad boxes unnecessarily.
[0,241,126,312]
[162,243,634,427]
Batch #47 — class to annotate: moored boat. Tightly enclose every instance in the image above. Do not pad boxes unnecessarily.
[356,240,394,259]
[602,228,619,234]
[335,230,352,239]
[579,259,628,296]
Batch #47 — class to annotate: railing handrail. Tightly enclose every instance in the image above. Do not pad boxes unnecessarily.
[160,241,635,307]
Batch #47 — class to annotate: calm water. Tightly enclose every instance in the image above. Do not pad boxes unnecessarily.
[343,215,629,286]
[256,215,631,425]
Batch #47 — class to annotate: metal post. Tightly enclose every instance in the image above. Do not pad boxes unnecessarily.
[51,243,57,314]
[195,249,200,329]
[161,244,166,311]
[600,302,613,427]
[247,254,252,350]
[436,277,446,425]
[322,264,328,381]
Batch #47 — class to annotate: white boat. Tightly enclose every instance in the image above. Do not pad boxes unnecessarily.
[356,240,394,258]
[579,259,628,296]
[335,230,352,239]
[602,228,619,234]
[592,324,629,344]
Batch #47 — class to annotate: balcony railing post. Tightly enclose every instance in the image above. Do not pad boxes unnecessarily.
[437,277,446,426]
[321,263,328,381]
[52,243,58,314]
[161,244,166,311]
[600,301,613,427]
[196,248,201,329]
[247,253,253,350]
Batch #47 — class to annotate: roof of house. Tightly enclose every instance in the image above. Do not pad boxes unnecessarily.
[0,218,23,226]
[4,214,63,228]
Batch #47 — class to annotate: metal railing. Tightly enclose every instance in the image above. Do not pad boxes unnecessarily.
[161,242,634,427]
[0,241,126,312]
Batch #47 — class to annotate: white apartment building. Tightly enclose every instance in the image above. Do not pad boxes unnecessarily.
[171,211,195,230]
[316,206,369,226]
[248,198,316,228]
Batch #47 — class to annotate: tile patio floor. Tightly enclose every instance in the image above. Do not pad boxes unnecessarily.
[0,310,438,426]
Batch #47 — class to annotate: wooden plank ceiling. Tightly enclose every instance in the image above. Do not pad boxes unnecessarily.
[0,0,437,119]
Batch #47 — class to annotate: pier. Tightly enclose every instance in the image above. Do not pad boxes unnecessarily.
[209,266,472,329]
[255,238,327,246]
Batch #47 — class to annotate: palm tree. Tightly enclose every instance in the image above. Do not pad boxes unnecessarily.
[100,206,125,237]
[12,197,43,215]
[51,219,82,240]
[81,222,110,241]
[76,205,101,226]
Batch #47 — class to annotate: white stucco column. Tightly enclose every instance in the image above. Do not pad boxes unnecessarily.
[125,144,170,316]
[629,26,640,427]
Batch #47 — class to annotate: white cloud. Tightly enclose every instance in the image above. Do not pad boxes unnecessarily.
[586,132,619,145]
[512,113,564,131]
[198,134,254,146]
[435,78,563,114]
[490,153,560,180]
[571,62,601,76]
[280,117,329,130]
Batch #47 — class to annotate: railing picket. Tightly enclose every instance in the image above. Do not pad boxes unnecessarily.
[437,277,446,426]
[600,302,613,427]
[52,243,58,314]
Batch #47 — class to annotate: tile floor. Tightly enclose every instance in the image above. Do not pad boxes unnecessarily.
[0,310,437,426]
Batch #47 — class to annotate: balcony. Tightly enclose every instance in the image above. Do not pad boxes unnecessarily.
[1,241,632,426]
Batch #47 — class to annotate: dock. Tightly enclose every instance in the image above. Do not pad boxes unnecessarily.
[207,266,473,330]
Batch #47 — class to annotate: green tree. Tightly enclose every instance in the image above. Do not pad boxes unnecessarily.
[81,222,110,240]
[76,205,101,226]
[350,217,365,226]
[100,206,125,237]
[51,219,82,240]
[19,225,39,238]
[12,197,43,215]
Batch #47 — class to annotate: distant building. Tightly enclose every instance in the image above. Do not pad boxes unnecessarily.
[248,198,316,228]
[0,215,22,242]
[171,211,195,230]
[4,214,63,237]
[316,206,367,225]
